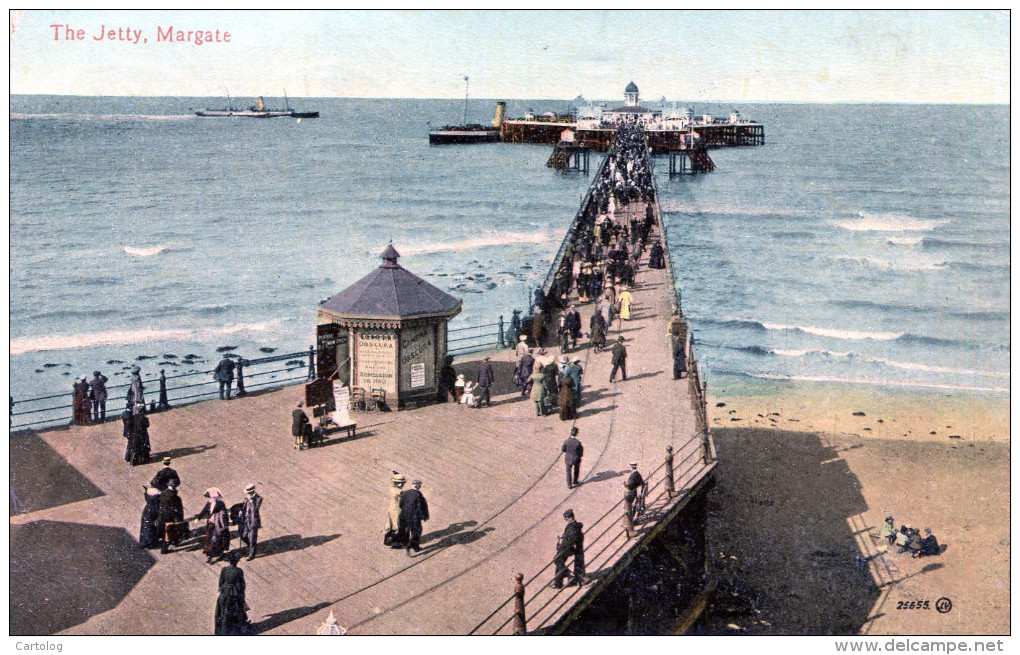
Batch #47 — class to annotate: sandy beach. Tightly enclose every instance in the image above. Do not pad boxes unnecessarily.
[696,377,1010,635]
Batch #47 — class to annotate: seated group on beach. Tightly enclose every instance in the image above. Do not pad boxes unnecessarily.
[875,516,941,558]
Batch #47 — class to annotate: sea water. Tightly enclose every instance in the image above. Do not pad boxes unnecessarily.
[8,97,1010,404]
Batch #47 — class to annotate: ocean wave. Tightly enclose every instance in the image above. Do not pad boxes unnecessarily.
[124,245,166,257]
[742,372,1009,394]
[760,321,903,341]
[886,236,924,246]
[659,200,811,219]
[770,348,1008,378]
[947,261,1011,273]
[833,212,944,232]
[10,320,287,355]
[399,232,560,256]
[921,237,1009,250]
[835,256,947,271]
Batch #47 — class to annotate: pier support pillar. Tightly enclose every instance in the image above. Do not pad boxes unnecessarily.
[307,346,316,381]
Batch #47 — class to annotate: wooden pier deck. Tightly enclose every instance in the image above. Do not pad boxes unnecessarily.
[10,203,712,637]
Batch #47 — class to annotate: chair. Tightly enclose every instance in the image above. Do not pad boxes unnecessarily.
[369,388,386,412]
[348,387,366,412]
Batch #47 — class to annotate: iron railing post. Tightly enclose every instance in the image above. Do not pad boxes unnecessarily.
[235,359,246,397]
[497,315,505,347]
[308,346,316,380]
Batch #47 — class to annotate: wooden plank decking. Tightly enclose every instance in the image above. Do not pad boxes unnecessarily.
[10,201,712,636]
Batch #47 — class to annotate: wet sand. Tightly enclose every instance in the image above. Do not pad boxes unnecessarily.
[695,380,1009,635]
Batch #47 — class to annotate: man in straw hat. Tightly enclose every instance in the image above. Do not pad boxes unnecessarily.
[239,483,263,560]
[150,456,180,491]
[384,473,406,548]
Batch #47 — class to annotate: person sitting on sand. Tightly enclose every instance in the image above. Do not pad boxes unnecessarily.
[916,527,940,558]
[874,515,896,545]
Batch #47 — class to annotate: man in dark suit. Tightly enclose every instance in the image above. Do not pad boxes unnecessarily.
[476,357,495,408]
[551,509,585,588]
[399,480,430,554]
[561,427,584,489]
[150,456,181,491]
[213,356,235,400]
[291,402,311,449]
[609,336,628,382]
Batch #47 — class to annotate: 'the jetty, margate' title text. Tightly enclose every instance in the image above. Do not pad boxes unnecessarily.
[50,24,231,46]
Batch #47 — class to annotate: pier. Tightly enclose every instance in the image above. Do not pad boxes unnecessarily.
[10,127,715,636]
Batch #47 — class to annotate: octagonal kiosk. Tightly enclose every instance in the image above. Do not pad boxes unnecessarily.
[316,244,462,410]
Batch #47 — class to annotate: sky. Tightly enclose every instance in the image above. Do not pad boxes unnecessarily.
[8,9,1011,103]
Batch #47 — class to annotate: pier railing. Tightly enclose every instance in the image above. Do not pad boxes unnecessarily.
[9,348,318,432]
[10,315,522,433]
[470,432,714,635]
[534,150,611,310]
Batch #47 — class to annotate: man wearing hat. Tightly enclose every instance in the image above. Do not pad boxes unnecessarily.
[150,457,181,491]
[565,305,582,350]
[438,355,458,403]
[213,355,235,400]
[89,370,108,423]
[127,365,145,409]
[239,483,263,560]
[399,480,430,555]
[158,480,186,554]
[552,509,585,589]
[609,336,628,382]
[561,427,584,489]
[385,473,407,548]
[476,357,495,408]
[623,462,645,537]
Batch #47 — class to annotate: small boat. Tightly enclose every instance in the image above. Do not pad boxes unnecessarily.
[428,124,499,144]
[196,91,318,118]
[427,76,501,144]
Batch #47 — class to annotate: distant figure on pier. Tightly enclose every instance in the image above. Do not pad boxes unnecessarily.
[151,456,181,491]
[672,335,687,380]
[514,348,535,397]
[291,402,311,450]
[874,515,897,545]
[623,462,645,538]
[551,509,585,588]
[515,334,530,359]
[384,473,406,548]
[529,367,548,417]
[127,365,145,409]
[589,308,607,352]
[917,528,940,558]
[609,337,628,382]
[461,380,479,408]
[530,308,545,346]
[618,286,633,321]
[399,480,430,555]
[72,376,91,426]
[214,551,250,635]
[122,408,134,462]
[561,427,583,489]
[438,356,458,403]
[89,370,108,422]
[129,404,151,466]
[214,356,235,400]
[648,241,665,269]
[476,357,494,408]
[454,374,466,402]
[196,487,230,564]
[566,358,583,406]
[566,305,582,349]
[558,377,576,421]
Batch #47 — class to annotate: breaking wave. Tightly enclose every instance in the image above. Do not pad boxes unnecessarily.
[743,372,1009,395]
[10,321,286,355]
[124,245,166,257]
[833,212,944,232]
[399,231,560,255]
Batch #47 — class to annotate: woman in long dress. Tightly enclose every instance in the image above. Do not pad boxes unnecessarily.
[214,551,249,635]
[618,286,633,321]
[384,473,406,548]
[197,488,230,564]
[139,486,162,549]
[558,377,576,421]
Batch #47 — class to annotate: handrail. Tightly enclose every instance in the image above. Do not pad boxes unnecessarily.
[10,315,520,432]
